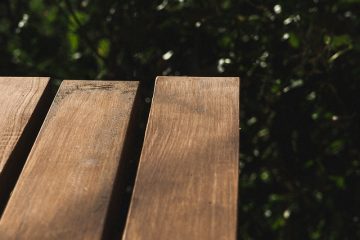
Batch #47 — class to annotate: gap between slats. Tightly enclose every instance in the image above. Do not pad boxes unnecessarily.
[0,78,58,216]
[101,80,150,239]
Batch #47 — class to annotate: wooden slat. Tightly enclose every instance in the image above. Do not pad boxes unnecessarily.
[0,77,50,176]
[123,77,240,240]
[0,80,139,239]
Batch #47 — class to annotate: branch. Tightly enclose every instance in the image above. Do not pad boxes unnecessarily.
[60,0,107,63]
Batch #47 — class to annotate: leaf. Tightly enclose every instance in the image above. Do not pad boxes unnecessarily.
[30,0,44,11]
[329,176,346,189]
[329,139,344,154]
[98,39,110,57]
[331,35,352,49]
[289,32,300,48]
[67,32,79,53]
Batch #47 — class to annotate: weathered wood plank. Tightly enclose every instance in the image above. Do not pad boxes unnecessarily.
[0,80,139,239]
[0,77,53,216]
[123,77,240,240]
[0,77,50,176]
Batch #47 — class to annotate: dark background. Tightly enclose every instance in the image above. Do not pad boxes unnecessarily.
[0,0,359,239]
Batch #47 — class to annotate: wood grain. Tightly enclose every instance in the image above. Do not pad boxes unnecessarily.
[0,80,139,239]
[123,77,240,240]
[0,77,50,176]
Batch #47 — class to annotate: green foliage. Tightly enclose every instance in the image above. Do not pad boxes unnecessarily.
[0,0,359,239]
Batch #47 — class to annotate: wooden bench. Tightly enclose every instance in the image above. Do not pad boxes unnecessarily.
[0,76,239,240]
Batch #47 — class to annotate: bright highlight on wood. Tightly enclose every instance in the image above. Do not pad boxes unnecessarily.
[123,76,239,240]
